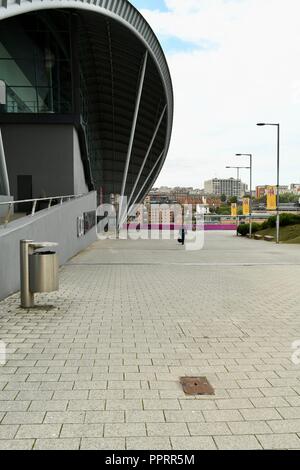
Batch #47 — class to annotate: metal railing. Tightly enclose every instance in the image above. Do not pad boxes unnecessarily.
[0,193,86,228]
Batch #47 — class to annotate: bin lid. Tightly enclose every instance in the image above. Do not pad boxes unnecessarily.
[29,242,58,249]
[31,251,56,256]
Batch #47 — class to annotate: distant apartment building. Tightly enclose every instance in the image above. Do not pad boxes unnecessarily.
[204,178,248,198]
[150,205,175,225]
[147,187,204,206]
[279,185,290,194]
[256,185,289,199]
[141,187,211,225]
[290,184,300,195]
[256,186,266,199]
[131,205,148,225]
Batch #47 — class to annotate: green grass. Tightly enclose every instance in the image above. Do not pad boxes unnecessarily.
[257,224,300,243]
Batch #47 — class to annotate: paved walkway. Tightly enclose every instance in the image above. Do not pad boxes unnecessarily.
[1,232,300,450]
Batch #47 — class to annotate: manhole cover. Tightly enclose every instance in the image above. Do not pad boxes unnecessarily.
[180,377,215,396]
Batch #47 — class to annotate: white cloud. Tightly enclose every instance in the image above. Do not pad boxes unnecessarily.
[139,0,300,188]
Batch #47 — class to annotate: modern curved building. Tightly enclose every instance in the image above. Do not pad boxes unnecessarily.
[0,0,173,207]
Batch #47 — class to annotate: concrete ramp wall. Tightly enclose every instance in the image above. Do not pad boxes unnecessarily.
[0,192,97,300]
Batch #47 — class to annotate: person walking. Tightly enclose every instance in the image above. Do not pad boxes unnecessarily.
[178,225,187,246]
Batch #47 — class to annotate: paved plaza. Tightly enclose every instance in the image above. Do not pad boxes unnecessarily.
[1,231,300,450]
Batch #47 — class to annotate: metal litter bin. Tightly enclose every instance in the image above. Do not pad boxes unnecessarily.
[20,240,59,308]
[29,251,59,293]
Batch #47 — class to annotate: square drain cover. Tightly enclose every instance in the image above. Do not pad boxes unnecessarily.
[180,377,215,396]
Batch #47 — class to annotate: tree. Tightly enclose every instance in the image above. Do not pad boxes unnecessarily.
[216,205,231,215]
[229,196,238,204]
[221,194,227,203]
[279,193,299,203]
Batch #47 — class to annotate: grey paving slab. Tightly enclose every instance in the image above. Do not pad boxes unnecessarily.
[214,435,262,450]
[276,407,300,419]
[147,423,189,437]
[0,439,34,450]
[203,410,243,422]
[16,424,61,439]
[188,422,231,436]
[257,433,300,450]
[0,424,19,439]
[228,421,273,435]
[28,400,68,412]
[143,399,181,410]
[164,410,205,423]
[216,399,254,410]
[2,233,300,450]
[126,437,172,450]
[179,400,217,410]
[267,419,300,434]
[0,401,30,412]
[34,438,80,450]
[125,411,165,423]
[85,411,125,424]
[104,423,146,438]
[240,408,283,421]
[44,411,85,424]
[80,438,125,450]
[171,436,217,450]
[61,423,104,438]
[67,400,105,411]
[16,391,54,401]
[250,397,290,408]
[106,399,143,411]
[2,412,45,425]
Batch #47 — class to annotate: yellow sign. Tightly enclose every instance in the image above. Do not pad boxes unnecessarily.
[231,203,237,217]
[267,186,277,211]
[243,198,250,216]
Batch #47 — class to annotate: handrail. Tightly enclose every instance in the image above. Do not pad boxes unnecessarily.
[0,194,85,206]
[0,193,86,228]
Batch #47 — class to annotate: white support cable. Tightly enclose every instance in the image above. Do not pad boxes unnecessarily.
[121,150,165,226]
[127,105,167,210]
[119,51,148,224]
[0,128,10,196]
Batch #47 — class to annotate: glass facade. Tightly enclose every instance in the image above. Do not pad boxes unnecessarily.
[0,12,73,114]
[0,11,96,191]
[0,7,169,199]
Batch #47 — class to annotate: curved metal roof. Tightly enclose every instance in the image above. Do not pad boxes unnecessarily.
[0,0,173,204]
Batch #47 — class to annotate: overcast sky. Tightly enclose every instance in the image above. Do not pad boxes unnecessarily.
[131,0,300,189]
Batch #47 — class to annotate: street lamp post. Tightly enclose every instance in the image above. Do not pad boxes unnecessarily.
[226,165,250,233]
[236,154,253,238]
[257,123,280,244]
[226,166,250,182]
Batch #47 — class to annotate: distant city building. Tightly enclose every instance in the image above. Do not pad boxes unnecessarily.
[139,186,213,224]
[204,178,248,198]
[256,185,289,199]
[147,187,205,206]
[290,184,300,195]
[278,185,289,194]
[256,186,266,199]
